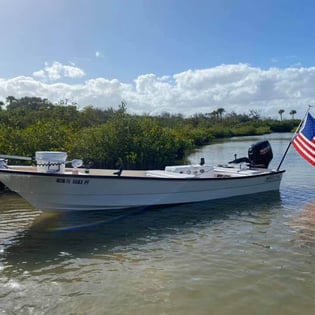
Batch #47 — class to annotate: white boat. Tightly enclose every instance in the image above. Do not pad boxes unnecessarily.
[0,141,285,212]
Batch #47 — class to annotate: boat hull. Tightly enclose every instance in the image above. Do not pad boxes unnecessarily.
[0,169,285,211]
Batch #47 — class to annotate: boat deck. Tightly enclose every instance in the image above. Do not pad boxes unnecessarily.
[7,166,148,177]
[5,165,274,179]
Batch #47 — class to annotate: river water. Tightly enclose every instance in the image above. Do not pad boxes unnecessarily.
[0,134,314,315]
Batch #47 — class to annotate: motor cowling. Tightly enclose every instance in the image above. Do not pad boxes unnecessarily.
[248,140,273,168]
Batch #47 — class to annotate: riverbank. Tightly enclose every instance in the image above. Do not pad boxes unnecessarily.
[0,97,299,170]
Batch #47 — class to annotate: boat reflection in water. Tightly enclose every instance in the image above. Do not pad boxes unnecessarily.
[2,191,282,275]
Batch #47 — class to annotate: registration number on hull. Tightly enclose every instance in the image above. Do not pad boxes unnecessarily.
[56,178,90,185]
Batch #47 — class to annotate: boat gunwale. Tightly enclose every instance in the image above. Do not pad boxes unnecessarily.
[0,168,286,181]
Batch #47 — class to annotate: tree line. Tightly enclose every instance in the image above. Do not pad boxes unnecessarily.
[0,96,299,169]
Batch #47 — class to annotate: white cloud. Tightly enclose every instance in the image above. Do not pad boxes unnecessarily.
[33,62,85,81]
[1,63,315,118]
[32,69,46,79]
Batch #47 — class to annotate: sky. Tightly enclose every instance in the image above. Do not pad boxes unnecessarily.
[1,0,315,118]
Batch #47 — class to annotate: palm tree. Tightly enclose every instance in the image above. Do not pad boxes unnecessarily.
[217,108,225,119]
[278,109,285,121]
[289,110,297,119]
[210,110,219,119]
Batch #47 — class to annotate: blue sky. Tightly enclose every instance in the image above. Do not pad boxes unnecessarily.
[1,0,315,118]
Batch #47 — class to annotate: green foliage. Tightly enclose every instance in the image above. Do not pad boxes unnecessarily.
[267,120,299,132]
[0,96,300,169]
[71,115,192,169]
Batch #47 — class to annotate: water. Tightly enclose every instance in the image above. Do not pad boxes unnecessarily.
[1,134,314,315]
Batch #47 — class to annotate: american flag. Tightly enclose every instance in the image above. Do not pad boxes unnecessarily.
[292,112,315,166]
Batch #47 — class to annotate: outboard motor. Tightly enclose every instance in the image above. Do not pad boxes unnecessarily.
[248,140,273,168]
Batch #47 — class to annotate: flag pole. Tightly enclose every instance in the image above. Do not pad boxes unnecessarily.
[276,105,312,171]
